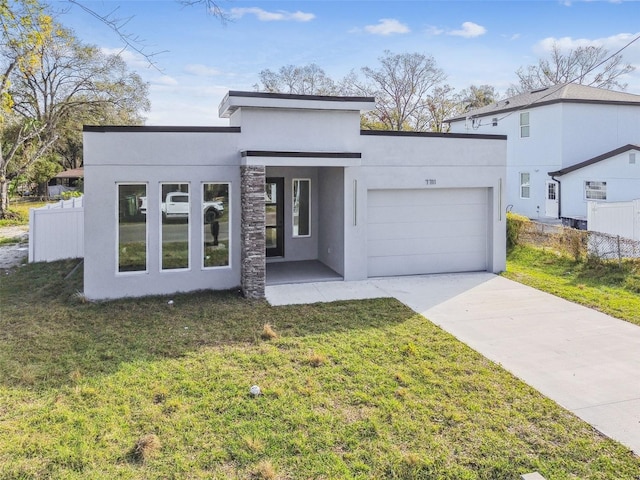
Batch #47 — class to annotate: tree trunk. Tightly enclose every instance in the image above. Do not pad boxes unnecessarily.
[0,168,9,218]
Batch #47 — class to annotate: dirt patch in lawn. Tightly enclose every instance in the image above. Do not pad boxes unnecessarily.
[0,226,29,269]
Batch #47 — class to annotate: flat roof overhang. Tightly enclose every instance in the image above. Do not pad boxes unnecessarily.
[240,150,362,167]
[220,91,376,118]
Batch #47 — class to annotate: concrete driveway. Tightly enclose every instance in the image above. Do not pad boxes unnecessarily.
[266,272,640,455]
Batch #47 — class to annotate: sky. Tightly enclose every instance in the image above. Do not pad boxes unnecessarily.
[57,0,640,126]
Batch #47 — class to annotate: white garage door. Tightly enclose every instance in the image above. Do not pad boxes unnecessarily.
[367,188,489,277]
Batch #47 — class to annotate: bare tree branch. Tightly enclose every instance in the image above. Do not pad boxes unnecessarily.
[66,0,168,71]
[509,41,637,95]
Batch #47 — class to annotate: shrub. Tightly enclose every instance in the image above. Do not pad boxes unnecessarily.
[558,228,588,262]
[60,190,82,200]
[506,212,530,249]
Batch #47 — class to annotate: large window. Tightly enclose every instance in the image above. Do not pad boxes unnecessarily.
[203,183,230,268]
[520,112,530,138]
[585,181,607,200]
[519,172,530,199]
[161,183,190,270]
[117,183,147,273]
[293,179,311,237]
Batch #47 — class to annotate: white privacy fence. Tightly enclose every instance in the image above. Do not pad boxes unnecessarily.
[29,196,84,263]
[587,200,640,241]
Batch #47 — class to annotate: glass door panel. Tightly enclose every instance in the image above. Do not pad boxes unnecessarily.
[265,177,284,257]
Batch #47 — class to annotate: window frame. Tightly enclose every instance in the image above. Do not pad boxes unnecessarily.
[201,182,232,270]
[585,180,607,201]
[116,182,148,275]
[292,178,311,238]
[520,112,530,138]
[519,172,531,199]
[160,182,191,272]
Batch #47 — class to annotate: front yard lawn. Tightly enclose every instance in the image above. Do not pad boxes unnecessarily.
[0,260,638,478]
[504,245,640,326]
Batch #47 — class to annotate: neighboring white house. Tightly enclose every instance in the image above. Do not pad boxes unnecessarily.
[83,90,507,301]
[446,83,640,224]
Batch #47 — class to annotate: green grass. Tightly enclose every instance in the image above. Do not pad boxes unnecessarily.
[0,235,26,245]
[0,201,52,227]
[0,261,638,478]
[504,245,640,326]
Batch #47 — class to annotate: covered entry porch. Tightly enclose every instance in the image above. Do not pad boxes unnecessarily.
[240,151,360,297]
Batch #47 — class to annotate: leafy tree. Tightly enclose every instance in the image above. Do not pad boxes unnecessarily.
[256,64,339,95]
[355,51,447,131]
[458,84,499,111]
[0,0,53,216]
[52,89,147,171]
[0,17,149,216]
[28,153,62,195]
[508,42,635,95]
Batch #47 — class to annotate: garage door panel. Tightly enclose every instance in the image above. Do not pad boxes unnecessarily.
[368,252,487,277]
[368,188,486,207]
[367,220,487,242]
[367,188,489,277]
[368,234,487,257]
[368,204,487,224]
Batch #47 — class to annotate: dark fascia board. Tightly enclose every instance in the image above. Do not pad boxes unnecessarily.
[446,98,640,123]
[83,126,241,133]
[241,150,361,159]
[228,90,375,103]
[360,129,506,140]
[548,144,640,176]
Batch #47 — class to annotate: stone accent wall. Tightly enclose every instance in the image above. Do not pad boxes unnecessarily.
[240,165,266,299]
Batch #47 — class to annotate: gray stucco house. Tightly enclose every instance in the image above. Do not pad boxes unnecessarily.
[83,91,507,300]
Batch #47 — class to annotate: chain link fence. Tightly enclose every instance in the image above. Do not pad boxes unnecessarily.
[508,214,640,262]
[587,231,640,260]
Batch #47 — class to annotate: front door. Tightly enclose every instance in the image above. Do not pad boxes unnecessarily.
[265,177,284,257]
[545,181,559,218]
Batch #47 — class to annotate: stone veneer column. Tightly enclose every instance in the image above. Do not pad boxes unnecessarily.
[240,165,266,299]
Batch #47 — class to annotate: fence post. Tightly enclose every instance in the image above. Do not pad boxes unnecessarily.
[617,235,622,267]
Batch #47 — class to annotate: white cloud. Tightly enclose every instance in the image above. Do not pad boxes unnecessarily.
[425,25,445,36]
[364,18,410,36]
[448,22,487,38]
[230,7,315,22]
[153,75,179,86]
[534,32,640,63]
[184,64,221,77]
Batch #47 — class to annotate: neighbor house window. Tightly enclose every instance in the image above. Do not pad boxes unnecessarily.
[630,153,636,165]
[520,112,530,138]
[293,179,311,237]
[202,183,230,268]
[585,181,607,200]
[520,172,531,199]
[161,183,190,270]
[117,183,147,273]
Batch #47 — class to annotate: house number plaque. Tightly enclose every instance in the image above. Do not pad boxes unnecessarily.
[425,179,437,185]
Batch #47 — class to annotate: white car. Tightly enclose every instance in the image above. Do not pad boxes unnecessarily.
[138,192,224,219]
